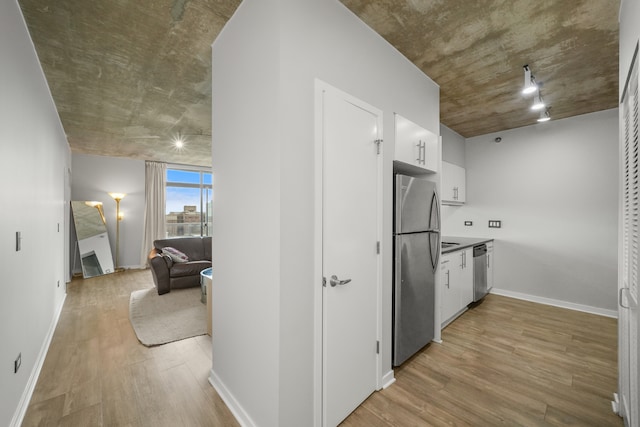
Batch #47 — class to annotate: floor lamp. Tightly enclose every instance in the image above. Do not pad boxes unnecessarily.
[108,192,126,271]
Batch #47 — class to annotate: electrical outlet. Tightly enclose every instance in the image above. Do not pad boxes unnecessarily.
[464,221,473,226]
[488,220,502,228]
[14,353,21,373]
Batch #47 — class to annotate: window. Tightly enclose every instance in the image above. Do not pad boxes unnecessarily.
[165,167,213,238]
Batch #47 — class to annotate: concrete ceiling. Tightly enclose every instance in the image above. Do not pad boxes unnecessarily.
[19,0,619,167]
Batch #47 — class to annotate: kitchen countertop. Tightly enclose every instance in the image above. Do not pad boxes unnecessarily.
[441,236,494,254]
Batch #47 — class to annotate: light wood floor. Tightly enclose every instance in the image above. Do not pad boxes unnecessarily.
[343,294,622,426]
[23,270,622,426]
[22,269,239,427]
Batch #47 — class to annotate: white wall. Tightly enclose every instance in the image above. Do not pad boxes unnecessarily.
[211,0,439,425]
[441,124,466,167]
[210,1,281,425]
[71,153,145,269]
[443,109,619,313]
[0,1,70,425]
[279,2,438,424]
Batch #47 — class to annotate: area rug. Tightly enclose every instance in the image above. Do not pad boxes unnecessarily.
[129,287,206,346]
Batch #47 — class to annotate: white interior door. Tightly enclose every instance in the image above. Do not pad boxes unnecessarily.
[319,83,381,427]
[619,42,639,427]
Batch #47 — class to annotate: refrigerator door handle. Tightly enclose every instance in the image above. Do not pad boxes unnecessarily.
[429,191,441,232]
[429,231,440,270]
[394,235,402,296]
[428,191,441,270]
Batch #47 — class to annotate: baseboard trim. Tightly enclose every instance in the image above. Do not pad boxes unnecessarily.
[10,293,67,427]
[490,288,618,318]
[119,264,146,271]
[209,369,256,427]
[382,370,395,389]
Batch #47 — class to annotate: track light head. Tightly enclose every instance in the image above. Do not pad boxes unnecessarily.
[531,91,545,111]
[537,109,551,122]
[522,65,537,95]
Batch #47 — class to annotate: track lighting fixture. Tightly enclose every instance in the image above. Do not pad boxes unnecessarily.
[537,109,551,122]
[520,64,550,122]
[522,65,537,95]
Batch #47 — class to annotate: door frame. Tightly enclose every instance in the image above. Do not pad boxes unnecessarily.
[313,79,383,427]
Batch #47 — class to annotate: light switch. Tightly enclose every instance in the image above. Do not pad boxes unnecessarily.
[464,221,473,226]
[488,220,502,228]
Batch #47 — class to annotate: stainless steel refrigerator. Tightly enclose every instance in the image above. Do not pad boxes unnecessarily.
[393,174,440,366]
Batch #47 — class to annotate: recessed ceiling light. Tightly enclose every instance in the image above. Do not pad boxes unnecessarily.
[172,133,186,150]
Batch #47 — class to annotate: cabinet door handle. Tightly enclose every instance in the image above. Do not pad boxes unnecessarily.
[445,270,450,288]
[416,141,426,165]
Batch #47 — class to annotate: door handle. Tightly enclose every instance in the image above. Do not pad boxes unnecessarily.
[330,275,351,287]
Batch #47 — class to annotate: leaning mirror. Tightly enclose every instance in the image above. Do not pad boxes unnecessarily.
[71,201,115,278]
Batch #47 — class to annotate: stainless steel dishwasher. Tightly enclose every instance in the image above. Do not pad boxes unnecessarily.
[473,244,488,302]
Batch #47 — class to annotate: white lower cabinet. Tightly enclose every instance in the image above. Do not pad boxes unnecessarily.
[459,248,473,306]
[440,248,473,327]
[440,255,458,324]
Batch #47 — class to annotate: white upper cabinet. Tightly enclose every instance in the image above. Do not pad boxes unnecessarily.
[441,161,466,205]
[394,114,438,173]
